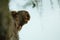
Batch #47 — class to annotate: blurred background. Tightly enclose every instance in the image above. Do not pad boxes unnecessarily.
[9,0,60,40]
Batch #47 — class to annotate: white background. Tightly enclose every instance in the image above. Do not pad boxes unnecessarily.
[9,0,60,40]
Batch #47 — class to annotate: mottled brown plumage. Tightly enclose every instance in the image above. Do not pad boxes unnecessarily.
[11,10,30,31]
[0,0,30,40]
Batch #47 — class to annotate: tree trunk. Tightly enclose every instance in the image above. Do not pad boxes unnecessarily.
[0,0,19,40]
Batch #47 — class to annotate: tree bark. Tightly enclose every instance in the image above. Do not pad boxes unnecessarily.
[0,0,19,40]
